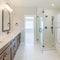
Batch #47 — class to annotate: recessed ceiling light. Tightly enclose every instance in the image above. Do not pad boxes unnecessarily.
[51,3,55,7]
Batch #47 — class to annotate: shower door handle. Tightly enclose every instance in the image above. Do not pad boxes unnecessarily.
[51,16,54,34]
[51,26,53,34]
[39,28,42,32]
[51,16,54,25]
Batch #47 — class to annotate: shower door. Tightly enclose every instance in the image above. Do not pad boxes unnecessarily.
[37,9,55,50]
[39,16,44,49]
[43,16,55,50]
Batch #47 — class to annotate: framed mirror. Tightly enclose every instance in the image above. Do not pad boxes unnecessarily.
[2,8,10,32]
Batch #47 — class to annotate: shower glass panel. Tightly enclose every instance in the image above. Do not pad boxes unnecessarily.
[39,16,44,49]
[37,9,56,50]
[43,16,55,50]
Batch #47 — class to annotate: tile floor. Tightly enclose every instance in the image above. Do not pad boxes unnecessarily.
[14,29,60,60]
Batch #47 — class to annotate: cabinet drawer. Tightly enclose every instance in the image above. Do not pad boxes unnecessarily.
[0,43,10,55]
[0,46,10,60]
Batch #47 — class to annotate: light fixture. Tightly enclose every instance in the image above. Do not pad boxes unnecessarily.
[51,3,55,7]
[5,4,13,12]
[2,3,13,12]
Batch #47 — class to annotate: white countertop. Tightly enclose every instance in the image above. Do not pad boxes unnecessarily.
[0,30,22,50]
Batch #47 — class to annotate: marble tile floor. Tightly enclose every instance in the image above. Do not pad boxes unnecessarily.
[14,30,60,60]
[14,42,60,60]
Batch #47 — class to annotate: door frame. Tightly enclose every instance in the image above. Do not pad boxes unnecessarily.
[24,15,36,41]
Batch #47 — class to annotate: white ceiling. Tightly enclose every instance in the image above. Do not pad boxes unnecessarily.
[12,0,60,8]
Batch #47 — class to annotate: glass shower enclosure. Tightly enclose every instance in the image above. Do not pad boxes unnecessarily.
[36,8,56,50]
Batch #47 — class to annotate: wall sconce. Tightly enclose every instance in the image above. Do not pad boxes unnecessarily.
[2,3,13,12]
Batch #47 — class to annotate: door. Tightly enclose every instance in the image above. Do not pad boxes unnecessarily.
[37,9,55,50]
[39,16,44,49]
[43,16,55,50]
[25,16,34,45]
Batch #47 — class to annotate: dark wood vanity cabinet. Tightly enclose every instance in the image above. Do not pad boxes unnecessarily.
[16,33,21,49]
[3,47,10,60]
[12,38,17,58]
[0,33,21,60]
[0,43,10,60]
[0,55,3,60]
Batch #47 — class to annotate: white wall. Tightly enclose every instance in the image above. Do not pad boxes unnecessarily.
[13,7,37,42]
[0,0,14,37]
[13,7,36,31]
[55,9,60,55]
[0,0,37,42]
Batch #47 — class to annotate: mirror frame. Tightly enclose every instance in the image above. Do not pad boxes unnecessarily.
[2,8,11,32]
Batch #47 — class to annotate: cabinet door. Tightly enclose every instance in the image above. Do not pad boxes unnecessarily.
[10,42,13,60]
[12,39,17,58]
[0,56,3,60]
[17,34,21,48]
[17,37,19,48]
[3,47,10,60]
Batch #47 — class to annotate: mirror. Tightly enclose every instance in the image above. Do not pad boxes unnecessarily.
[2,8,10,32]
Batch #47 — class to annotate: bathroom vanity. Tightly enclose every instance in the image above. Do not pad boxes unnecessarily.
[0,3,22,60]
[0,31,21,60]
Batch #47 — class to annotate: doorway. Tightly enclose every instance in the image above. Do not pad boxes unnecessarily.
[25,16,34,45]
